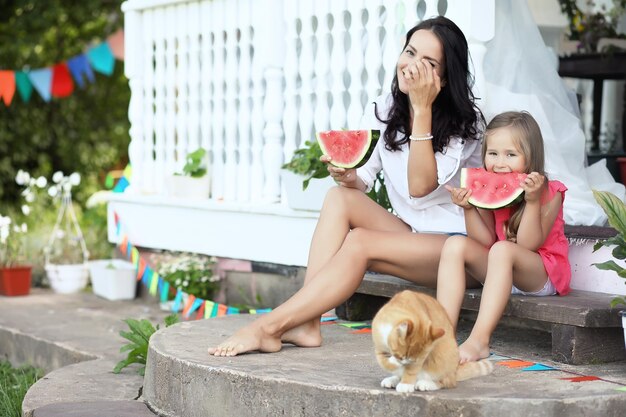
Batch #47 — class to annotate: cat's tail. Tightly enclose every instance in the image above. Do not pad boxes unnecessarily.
[456,359,494,382]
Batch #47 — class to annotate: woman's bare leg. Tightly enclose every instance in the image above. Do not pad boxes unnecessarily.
[436,236,487,329]
[208,228,449,356]
[280,186,410,347]
[458,241,548,363]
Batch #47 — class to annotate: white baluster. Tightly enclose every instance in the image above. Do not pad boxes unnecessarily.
[314,0,331,133]
[164,4,178,177]
[223,1,239,201]
[124,9,144,195]
[282,1,300,165]
[237,0,252,202]
[153,8,166,194]
[175,4,189,171]
[346,4,365,128]
[298,2,315,147]
[250,0,266,202]
[382,0,403,92]
[141,9,156,193]
[200,1,214,197]
[187,2,202,155]
[211,0,226,200]
[329,0,348,129]
[364,0,384,104]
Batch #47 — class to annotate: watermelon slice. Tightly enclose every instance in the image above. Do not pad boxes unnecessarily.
[316,130,380,169]
[460,168,527,210]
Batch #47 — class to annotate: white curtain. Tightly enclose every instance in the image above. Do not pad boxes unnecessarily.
[482,0,625,225]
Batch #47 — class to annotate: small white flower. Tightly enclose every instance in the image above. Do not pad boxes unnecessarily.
[21,205,30,216]
[15,170,30,186]
[24,192,35,203]
[48,186,58,197]
[21,223,27,233]
[183,280,189,287]
[69,172,81,186]
[62,182,72,192]
[36,176,47,188]
[0,215,11,227]
[52,171,64,183]
[12,224,20,233]
[175,278,181,286]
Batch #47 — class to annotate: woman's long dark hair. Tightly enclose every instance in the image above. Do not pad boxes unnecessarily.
[376,16,483,152]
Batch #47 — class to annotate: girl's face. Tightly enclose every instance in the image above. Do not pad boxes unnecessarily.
[396,29,445,95]
[484,127,527,174]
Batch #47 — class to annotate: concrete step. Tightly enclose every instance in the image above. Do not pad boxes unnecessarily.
[144,315,626,417]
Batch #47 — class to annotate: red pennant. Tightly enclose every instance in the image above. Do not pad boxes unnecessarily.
[51,63,74,98]
[196,301,206,320]
[560,376,601,383]
[0,71,16,106]
[136,258,146,281]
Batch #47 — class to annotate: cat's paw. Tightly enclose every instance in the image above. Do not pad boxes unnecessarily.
[395,382,415,393]
[380,375,400,389]
[415,379,440,392]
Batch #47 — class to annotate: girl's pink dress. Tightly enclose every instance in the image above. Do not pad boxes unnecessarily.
[493,180,570,295]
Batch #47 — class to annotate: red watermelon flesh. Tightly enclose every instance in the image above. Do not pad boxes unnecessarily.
[316,130,379,169]
[460,168,528,210]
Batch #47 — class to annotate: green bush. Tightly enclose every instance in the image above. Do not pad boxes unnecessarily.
[0,360,44,417]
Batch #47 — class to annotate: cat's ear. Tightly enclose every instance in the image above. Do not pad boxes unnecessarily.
[430,326,445,341]
[396,320,413,338]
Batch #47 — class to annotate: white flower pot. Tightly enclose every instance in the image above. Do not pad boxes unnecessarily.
[621,311,626,350]
[88,259,137,301]
[165,175,211,199]
[46,263,89,294]
[281,170,335,211]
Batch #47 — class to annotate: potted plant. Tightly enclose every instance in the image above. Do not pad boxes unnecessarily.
[88,258,137,301]
[43,171,90,294]
[281,140,391,212]
[165,148,211,199]
[591,190,626,348]
[0,171,48,296]
[154,252,221,310]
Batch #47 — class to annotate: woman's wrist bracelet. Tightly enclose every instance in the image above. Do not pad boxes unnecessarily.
[409,133,433,141]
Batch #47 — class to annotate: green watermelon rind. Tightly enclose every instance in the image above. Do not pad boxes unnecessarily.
[316,130,380,169]
[459,168,526,210]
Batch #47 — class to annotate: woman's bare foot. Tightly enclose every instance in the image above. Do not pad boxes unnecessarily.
[281,319,322,348]
[458,337,490,364]
[208,323,282,357]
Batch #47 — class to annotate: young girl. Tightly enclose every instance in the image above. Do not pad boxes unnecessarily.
[437,111,570,363]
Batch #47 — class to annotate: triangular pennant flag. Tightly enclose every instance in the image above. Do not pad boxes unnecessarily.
[559,376,601,383]
[255,308,272,314]
[27,68,53,102]
[87,42,115,76]
[131,247,140,265]
[0,71,16,106]
[182,294,196,317]
[51,63,74,98]
[15,71,33,103]
[351,328,372,334]
[172,290,183,313]
[204,301,215,318]
[248,309,257,315]
[187,297,203,318]
[107,29,125,60]
[210,301,219,317]
[497,360,535,368]
[196,301,206,320]
[136,258,146,281]
[149,271,159,295]
[217,304,228,317]
[160,281,170,303]
[113,176,129,193]
[521,364,556,371]
[67,54,95,89]
[119,235,129,258]
[226,306,240,315]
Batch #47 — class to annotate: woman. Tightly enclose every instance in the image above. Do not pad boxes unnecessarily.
[209,16,483,356]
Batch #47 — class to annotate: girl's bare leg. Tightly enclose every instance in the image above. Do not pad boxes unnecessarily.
[458,241,548,363]
[280,186,410,347]
[436,236,487,329]
[208,227,449,356]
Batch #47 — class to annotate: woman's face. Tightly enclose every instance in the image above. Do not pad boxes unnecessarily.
[396,29,445,95]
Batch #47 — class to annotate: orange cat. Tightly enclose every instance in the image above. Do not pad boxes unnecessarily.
[372,290,493,392]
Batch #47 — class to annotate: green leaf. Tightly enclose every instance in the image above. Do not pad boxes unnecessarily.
[164,314,180,327]
[610,296,626,308]
[592,260,625,274]
[592,190,626,236]
[613,244,626,260]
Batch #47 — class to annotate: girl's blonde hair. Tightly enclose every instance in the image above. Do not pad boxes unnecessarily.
[482,111,546,242]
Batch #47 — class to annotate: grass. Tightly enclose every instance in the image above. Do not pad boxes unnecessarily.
[0,360,44,417]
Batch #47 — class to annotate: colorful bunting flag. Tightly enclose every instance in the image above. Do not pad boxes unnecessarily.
[28,68,52,102]
[0,71,16,106]
[521,364,556,371]
[15,71,33,103]
[87,43,115,76]
[559,376,601,383]
[160,281,170,303]
[67,54,95,89]
[107,29,125,60]
[51,63,74,98]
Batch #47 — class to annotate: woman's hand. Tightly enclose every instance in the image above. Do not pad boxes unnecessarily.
[445,185,473,209]
[321,155,358,188]
[401,58,441,112]
[522,172,545,203]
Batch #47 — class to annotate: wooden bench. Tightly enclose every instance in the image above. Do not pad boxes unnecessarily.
[336,226,626,365]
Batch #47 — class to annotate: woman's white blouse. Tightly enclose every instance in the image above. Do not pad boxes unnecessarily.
[357,93,482,234]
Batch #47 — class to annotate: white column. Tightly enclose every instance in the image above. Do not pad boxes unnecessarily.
[211,0,226,200]
[314,0,331,133]
[346,3,365,128]
[298,2,315,146]
[250,0,266,202]
[141,9,156,193]
[152,8,166,193]
[237,0,252,202]
[175,4,190,173]
[282,1,300,164]
[200,1,214,196]
[223,1,239,201]
[186,2,202,154]
[164,4,178,176]
[329,0,348,129]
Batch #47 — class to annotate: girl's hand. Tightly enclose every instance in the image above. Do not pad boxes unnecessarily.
[401,59,441,111]
[445,185,473,209]
[522,172,545,203]
[321,155,357,188]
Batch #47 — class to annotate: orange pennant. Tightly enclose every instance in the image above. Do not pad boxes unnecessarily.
[51,63,74,98]
[182,294,196,318]
[107,29,125,60]
[350,328,372,334]
[196,301,206,320]
[217,303,228,317]
[497,360,535,368]
[136,258,146,281]
[0,71,16,106]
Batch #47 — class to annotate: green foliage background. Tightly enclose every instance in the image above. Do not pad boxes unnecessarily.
[0,0,129,207]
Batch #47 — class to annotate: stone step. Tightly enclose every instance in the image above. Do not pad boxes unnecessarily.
[143,315,626,417]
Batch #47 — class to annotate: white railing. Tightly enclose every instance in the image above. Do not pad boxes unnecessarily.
[122,0,494,203]
[113,0,494,267]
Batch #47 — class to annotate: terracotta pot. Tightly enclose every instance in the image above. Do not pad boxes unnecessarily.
[618,158,626,184]
[0,265,32,296]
